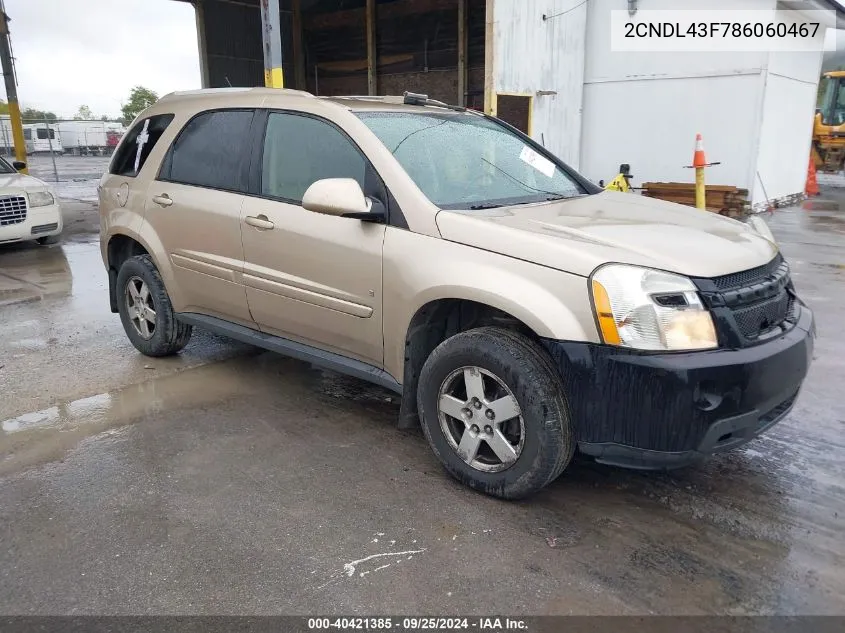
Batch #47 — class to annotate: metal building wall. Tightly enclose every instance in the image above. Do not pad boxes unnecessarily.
[579,0,828,205]
[195,0,295,88]
[492,0,588,168]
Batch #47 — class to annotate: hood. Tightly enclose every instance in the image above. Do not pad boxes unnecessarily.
[0,172,50,191]
[435,191,778,278]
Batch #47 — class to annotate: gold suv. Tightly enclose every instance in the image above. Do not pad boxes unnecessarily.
[99,88,814,498]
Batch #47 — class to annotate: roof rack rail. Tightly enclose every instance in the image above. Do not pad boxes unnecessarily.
[403,91,466,112]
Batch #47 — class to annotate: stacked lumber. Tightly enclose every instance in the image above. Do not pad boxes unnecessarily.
[640,182,750,218]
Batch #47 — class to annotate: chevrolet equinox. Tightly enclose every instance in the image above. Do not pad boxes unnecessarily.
[99,88,814,499]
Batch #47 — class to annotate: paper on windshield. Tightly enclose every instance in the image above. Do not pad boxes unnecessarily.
[519,146,555,178]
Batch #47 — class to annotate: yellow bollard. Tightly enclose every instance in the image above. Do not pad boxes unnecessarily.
[693,133,707,211]
[695,165,706,210]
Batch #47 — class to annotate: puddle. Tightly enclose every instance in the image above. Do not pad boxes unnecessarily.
[0,357,262,475]
[802,199,842,212]
[0,239,103,306]
[811,262,845,273]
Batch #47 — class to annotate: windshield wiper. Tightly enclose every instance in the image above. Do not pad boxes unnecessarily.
[468,203,504,210]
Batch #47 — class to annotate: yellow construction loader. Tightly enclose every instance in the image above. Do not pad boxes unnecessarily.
[813,70,845,172]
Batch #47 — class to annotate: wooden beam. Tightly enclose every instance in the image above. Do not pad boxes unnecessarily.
[305,0,457,31]
[366,0,377,95]
[457,0,467,106]
[194,0,211,88]
[484,0,496,115]
[292,0,306,90]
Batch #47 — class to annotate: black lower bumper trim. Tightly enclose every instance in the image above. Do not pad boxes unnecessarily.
[578,389,799,470]
[542,305,814,469]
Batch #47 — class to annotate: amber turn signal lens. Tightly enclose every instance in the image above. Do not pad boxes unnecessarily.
[591,279,621,345]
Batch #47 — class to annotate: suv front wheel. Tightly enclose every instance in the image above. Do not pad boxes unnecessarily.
[116,254,193,357]
[417,327,575,499]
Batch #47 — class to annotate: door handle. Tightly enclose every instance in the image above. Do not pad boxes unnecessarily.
[245,214,275,230]
[152,194,173,208]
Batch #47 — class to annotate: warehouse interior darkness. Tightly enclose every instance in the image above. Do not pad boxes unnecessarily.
[190,0,488,110]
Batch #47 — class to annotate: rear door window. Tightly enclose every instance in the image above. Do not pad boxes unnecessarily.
[160,109,255,192]
[110,114,175,177]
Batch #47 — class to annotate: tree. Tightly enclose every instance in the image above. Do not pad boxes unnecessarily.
[21,107,57,123]
[0,100,9,115]
[74,104,93,120]
[121,86,158,125]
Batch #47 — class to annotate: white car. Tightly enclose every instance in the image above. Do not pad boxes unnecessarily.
[0,157,62,245]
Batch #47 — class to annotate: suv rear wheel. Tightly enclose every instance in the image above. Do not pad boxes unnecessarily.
[417,327,575,499]
[116,254,192,357]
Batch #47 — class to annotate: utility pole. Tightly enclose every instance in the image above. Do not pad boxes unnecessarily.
[0,0,27,172]
[43,116,57,182]
[260,0,283,88]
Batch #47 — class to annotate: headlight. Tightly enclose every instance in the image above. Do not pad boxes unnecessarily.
[28,191,55,208]
[746,214,776,244]
[591,264,718,351]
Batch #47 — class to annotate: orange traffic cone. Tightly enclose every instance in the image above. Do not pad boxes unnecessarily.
[693,133,707,168]
[805,157,820,197]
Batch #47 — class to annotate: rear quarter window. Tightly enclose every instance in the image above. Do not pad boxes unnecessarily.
[158,109,255,193]
[109,114,175,177]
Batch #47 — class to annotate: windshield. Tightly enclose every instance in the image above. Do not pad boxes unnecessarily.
[356,111,586,209]
[0,157,16,174]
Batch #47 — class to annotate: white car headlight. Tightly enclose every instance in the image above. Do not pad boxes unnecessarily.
[591,264,718,351]
[28,191,55,208]
[746,214,777,244]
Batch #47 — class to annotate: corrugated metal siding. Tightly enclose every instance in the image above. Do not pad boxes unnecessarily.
[492,0,587,167]
[201,0,296,88]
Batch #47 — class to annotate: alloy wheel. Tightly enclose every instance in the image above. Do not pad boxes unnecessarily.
[125,276,156,340]
[437,366,525,473]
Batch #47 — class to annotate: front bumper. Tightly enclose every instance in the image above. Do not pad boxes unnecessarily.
[0,202,63,244]
[542,304,815,470]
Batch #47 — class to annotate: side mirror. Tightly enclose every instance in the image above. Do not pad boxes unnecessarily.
[302,178,384,222]
[12,161,26,170]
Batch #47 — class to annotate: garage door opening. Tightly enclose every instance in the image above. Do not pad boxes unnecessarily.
[194,0,487,109]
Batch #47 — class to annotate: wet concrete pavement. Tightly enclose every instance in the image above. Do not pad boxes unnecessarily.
[0,195,843,615]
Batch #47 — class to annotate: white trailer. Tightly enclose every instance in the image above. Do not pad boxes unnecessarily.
[0,118,63,155]
[22,123,63,155]
[57,121,126,155]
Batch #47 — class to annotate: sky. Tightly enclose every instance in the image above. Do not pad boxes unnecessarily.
[4,0,201,119]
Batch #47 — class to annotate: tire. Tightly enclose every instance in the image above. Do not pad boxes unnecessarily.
[417,327,575,500]
[37,234,61,245]
[116,254,193,357]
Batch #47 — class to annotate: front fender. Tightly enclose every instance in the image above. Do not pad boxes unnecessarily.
[383,228,598,381]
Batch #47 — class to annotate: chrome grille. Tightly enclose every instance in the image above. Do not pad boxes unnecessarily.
[0,195,27,226]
